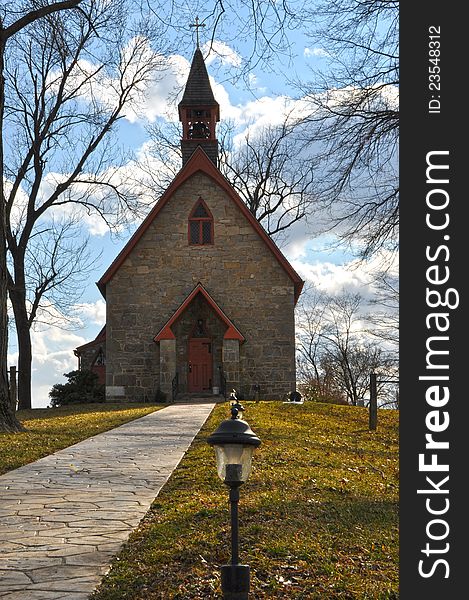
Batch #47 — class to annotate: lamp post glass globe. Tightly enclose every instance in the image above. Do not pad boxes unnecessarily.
[214,443,255,484]
[207,414,261,486]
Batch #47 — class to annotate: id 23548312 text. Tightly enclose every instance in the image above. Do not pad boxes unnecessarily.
[428,25,441,114]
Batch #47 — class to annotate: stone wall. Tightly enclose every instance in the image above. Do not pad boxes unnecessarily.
[105,171,297,401]
[77,343,101,372]
[159,339,176,399]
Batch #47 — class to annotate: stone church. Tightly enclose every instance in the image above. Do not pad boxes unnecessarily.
[75,47,304,402]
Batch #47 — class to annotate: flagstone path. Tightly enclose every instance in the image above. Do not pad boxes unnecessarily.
[0,402,215,599]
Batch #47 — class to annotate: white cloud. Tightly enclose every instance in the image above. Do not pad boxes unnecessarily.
[48,40,246,127]
[39,156,161,237]
[72,300,106,326]
[229,95,313,145]
[304,47,330,58]
[323,84,399,113]
[381,84,399,110]
[39,176,114,238]
[291,243,398,305]
[8,301,103,407]
[97,46,190,124]
[283,236,310,261]
[3,180,29,233]
[31,327,88,407]
[91,40,242,124]
[293,259,373,297]
[45,36,306,133]
[248,72,258,86]
[211,78,243,124]
[137,53,190,123]
[202,41,242,68]
[47,38,189,125]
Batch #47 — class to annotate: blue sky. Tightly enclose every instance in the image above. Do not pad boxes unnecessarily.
[6,15,397,407]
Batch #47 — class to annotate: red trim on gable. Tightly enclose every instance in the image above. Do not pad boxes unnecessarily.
[156,326,176,340]
[154,283,245,342]
[97,147,304,302]
[74,326,106,355]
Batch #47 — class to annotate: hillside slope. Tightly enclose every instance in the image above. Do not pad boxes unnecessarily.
[92,401,398,599]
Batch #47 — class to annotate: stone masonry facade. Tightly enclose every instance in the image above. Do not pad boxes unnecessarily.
[105,171,297,402]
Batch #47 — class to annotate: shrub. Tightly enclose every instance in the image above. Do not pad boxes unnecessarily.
[154,389,167,403]
[49,370,105,407]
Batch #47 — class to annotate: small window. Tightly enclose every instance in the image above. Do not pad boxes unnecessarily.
[93,347,105,366]
[189,199,213,245]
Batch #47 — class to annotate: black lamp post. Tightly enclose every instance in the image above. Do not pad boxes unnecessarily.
[207,407,261,599]
[229,389,245,420]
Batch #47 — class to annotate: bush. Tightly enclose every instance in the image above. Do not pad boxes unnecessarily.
[154,389,167,403]
[49,370,105,407]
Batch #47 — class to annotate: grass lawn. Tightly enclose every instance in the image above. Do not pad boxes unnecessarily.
[91,401,399,599]
[0,403,163,475]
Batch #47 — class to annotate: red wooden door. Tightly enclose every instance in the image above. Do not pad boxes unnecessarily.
[188,338,213,392]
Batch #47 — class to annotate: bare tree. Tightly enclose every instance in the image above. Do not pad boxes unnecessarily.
[8,216,95,411]
[1,2,90,432]
[322,342,390,407]
[220,117,316,239]
[366,270,399,355]
[321,292,365,406]
[3,0,170,411]
[13,216,96,327]
[296,288,331,401]
[298,0,399,262]
[297,290,396,406]
[142,119,188,196]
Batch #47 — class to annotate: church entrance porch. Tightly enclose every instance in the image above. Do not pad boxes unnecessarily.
[154,284,245,400]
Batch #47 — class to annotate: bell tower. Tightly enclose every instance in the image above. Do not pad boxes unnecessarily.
[178,44,220,166]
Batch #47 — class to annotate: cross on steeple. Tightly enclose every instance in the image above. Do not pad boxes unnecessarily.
[190,16,206,48]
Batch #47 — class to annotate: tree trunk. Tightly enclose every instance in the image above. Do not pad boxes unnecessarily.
[0,194,24,431]
[0,284,25,430]
[0,40,24,432]
[0,386,25,432]
[16,322,32,410]
[10,290,32,411]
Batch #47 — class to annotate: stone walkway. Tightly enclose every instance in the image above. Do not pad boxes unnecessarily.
[0,403,215,600]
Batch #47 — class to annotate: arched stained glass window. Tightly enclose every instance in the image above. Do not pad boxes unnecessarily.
[189,198,214,245]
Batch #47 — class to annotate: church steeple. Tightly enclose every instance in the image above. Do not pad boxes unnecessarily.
[178,47,220,167]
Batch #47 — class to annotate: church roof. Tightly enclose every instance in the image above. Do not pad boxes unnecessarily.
[178,48,219,115]
[154,283,245,342]
[74,326,106,355]
[97,147,304,303]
